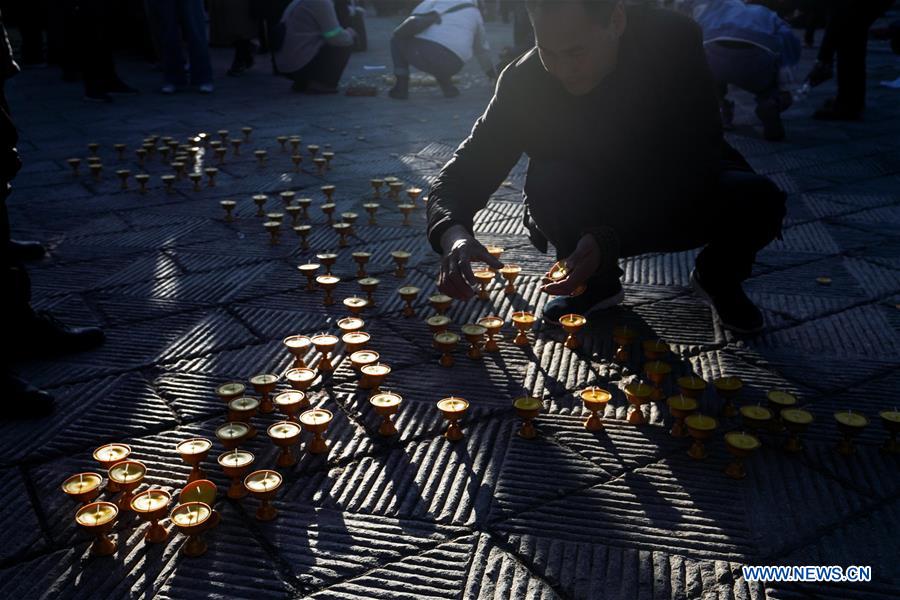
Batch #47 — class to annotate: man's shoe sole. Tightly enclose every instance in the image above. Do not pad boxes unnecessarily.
[690,270,763,335]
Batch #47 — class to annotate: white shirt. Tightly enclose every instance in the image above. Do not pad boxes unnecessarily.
[411,0,489,63]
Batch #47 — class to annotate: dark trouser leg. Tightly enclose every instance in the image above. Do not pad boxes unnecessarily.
[179,0,214,85]
[288,44,353,90]
[77,0,117,94]
[833,0,891,115]
[157,0,188,85]
[391,35,413,77]
[523,161,784,284]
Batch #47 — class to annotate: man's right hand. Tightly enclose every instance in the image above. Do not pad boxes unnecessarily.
[438,224,504,299]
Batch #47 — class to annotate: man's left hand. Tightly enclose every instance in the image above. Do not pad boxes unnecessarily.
[541,233,601,296]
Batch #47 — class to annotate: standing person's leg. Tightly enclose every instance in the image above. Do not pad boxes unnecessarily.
[156,0,189,90]
[179,0,214,89]
[76,0,111,100]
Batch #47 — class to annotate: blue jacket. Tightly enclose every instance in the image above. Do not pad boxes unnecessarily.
[690,0,802,65]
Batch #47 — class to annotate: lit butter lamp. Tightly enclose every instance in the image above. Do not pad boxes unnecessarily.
[61,472,103,505]
[352,252,371,278]
[204,167,218,187]
[314,156,327,175]
[478,315,504,352]
[398,203,415,226]
[559,313,586,349]
[434,331,460,367]
[218,449,255,499]
[285,205,302,227]
[371,391,403,436]
[724,432,760,480]
[274,390,309,422]
[739,404,773,434]
[280,190,296,207]
[781,408,813,453]
[268,421,302,467]
[343,296,369,315]
[767,390,797,432]
[312,333,340,372]
[67,157,81,175]
[216,421,250,450]
[437,397,469,442]
[834,411,868,456]
[107,460,146,511]
[370,178,384,198]
[250,373,279,414]
[427,315,451,335]
[462,323,487,360]
[93,443,131,493]
[499,264,521,296]
[511,311,536,347]
[580,386,611,431]
[321,184,335,203]
[406,187,423,205]
[176,438,212,484]
[188,172,202,192]
[220,199,236,221]
[351,350,380,384]
[130,489,171,543]
[624,382,654,425]
[283,334,312,368]
[76,501,119,556]
[643,361,672,402]
[364,202,380,226]
[642,339,670,361]
[253,194,268,216]
[116,169,130,190]
[677,375,707,400]
[298,263,320,291]
[316,275,340,306]
[245,470,282,522]
[171,501,212,556]
[333,222,351,247]
[161,174,175,193]
[713,376,743,418]
[684,414,718,460]
[429,293,452,315]
[228,396,260,438]
[318,253,337,275]
[543,262,586,296]
[398,286,420,317]
[881,409,900,454]
[514,396,542,440]
[291,154,303,172]
[300,408,333,455]
[391,250,411,276]
[486,245,504,263]
[135,173,150,194]
[342,331,370,354]
[264,220,281,245]
[612,325,637,362]
[286,367,317,392]
[361,362,391,396]
[667,394,698,437]
[359,277,380,306]
[473,269,495,300]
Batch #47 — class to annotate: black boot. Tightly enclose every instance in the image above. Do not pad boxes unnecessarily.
[9,239,46,261]
[4,373,55,418]
[389,75,409,99]
[437,77,460,98]
[691,268,763,334]
[11,310,105,360]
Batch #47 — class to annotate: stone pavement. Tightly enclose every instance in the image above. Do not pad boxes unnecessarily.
[3,10,900,600]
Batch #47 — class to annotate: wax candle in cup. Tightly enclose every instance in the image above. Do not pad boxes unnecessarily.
[684,414,718,460]
[268,421,303,467]
[433,331,459,367]
[161,174,175,192]
[514,396,542,440]
[559,313,587,350]
[879,409,900,454]
[264,221,281,245]
[352,251,371,278]
[252,194,267,216]
[428,293,452,315]
[499,265,522,295]
[370,178,384,198]
[834,410,868,456]
[188,172,203,192]
[286,367,317,392]
[277,135,288,150]
[298,263,320,291]
[176,438,212,484]
[320,184,335,203]
[216,421,250,450]
[739,404,772,432]
[406,187,422,205]
[89,162,103,180]
[76,501,119,556]
[250,373,279,414]
[244,470,283,521]
[511,311,536,347]
[204,167,218,187]
[677,375,707,400]
[170,501,211,556]
[92,443,131,493]
[299,409,333,454]
[437,397,469,442]
[478,315,504,352]
[350,350,380,385]
[337,316,365,335]
[343,296,369,315]
[473,269,495,300]
[781,408,813,453]
[611,325,637,362]
[766,390,797,431]
[624,381,654,425]
[130,489,171,543]
[724,432,760,480]
[713,376,743,418]
[67,157,81,175]
[391,250,411,277]
[361,363,391,395]
[228,396,260,438]
[426,315,451,335]
[107,460,147,511]
[398,286,420,318]
[364,202,380,226]
[580,387,611,431]
[359,277,380,305]
[291,153,303,171]
[371,392,403,436]
[642,339,670,361]
[135,173,150,194]
[643,361,672,402]
[61,472,103,504]
[241,125,253,141]
[333,221,351,247]
[342,331,370,354]
[461,324,487,360]
[316,275,340,306]
[220,199,236,221]
[322,151,334,170]
[283,335,312,368]
[311,333,339,372]
[667,394,699,437]
[254,149,267,166]
[218,449,255,499]
[274,390,308,421]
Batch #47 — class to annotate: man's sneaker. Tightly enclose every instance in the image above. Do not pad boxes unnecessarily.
[9,239,46,261]
[161,83,176,94]
[13,311,105,359]
[542,277,624,323]
[4,373,55,418]
[198,83,215,94]
[691,269,763,334]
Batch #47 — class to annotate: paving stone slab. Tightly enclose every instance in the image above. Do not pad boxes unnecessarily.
[463,533,563,600]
